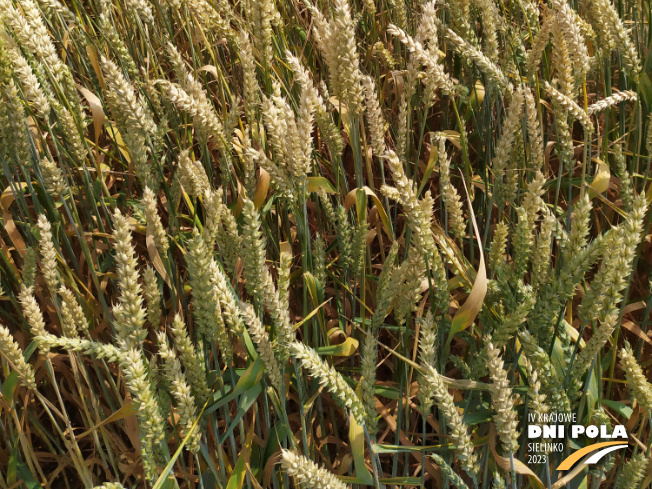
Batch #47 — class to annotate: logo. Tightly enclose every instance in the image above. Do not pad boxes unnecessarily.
[556,442,628,470]
[527,412,628,470]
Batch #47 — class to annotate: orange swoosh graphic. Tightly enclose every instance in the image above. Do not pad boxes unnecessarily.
[556,442,627,470]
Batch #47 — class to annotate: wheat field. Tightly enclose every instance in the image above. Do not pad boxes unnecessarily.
[0,0,651,486]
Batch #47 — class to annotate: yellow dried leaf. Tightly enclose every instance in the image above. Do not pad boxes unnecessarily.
[447,175,487,346]
[77,85,105,145]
